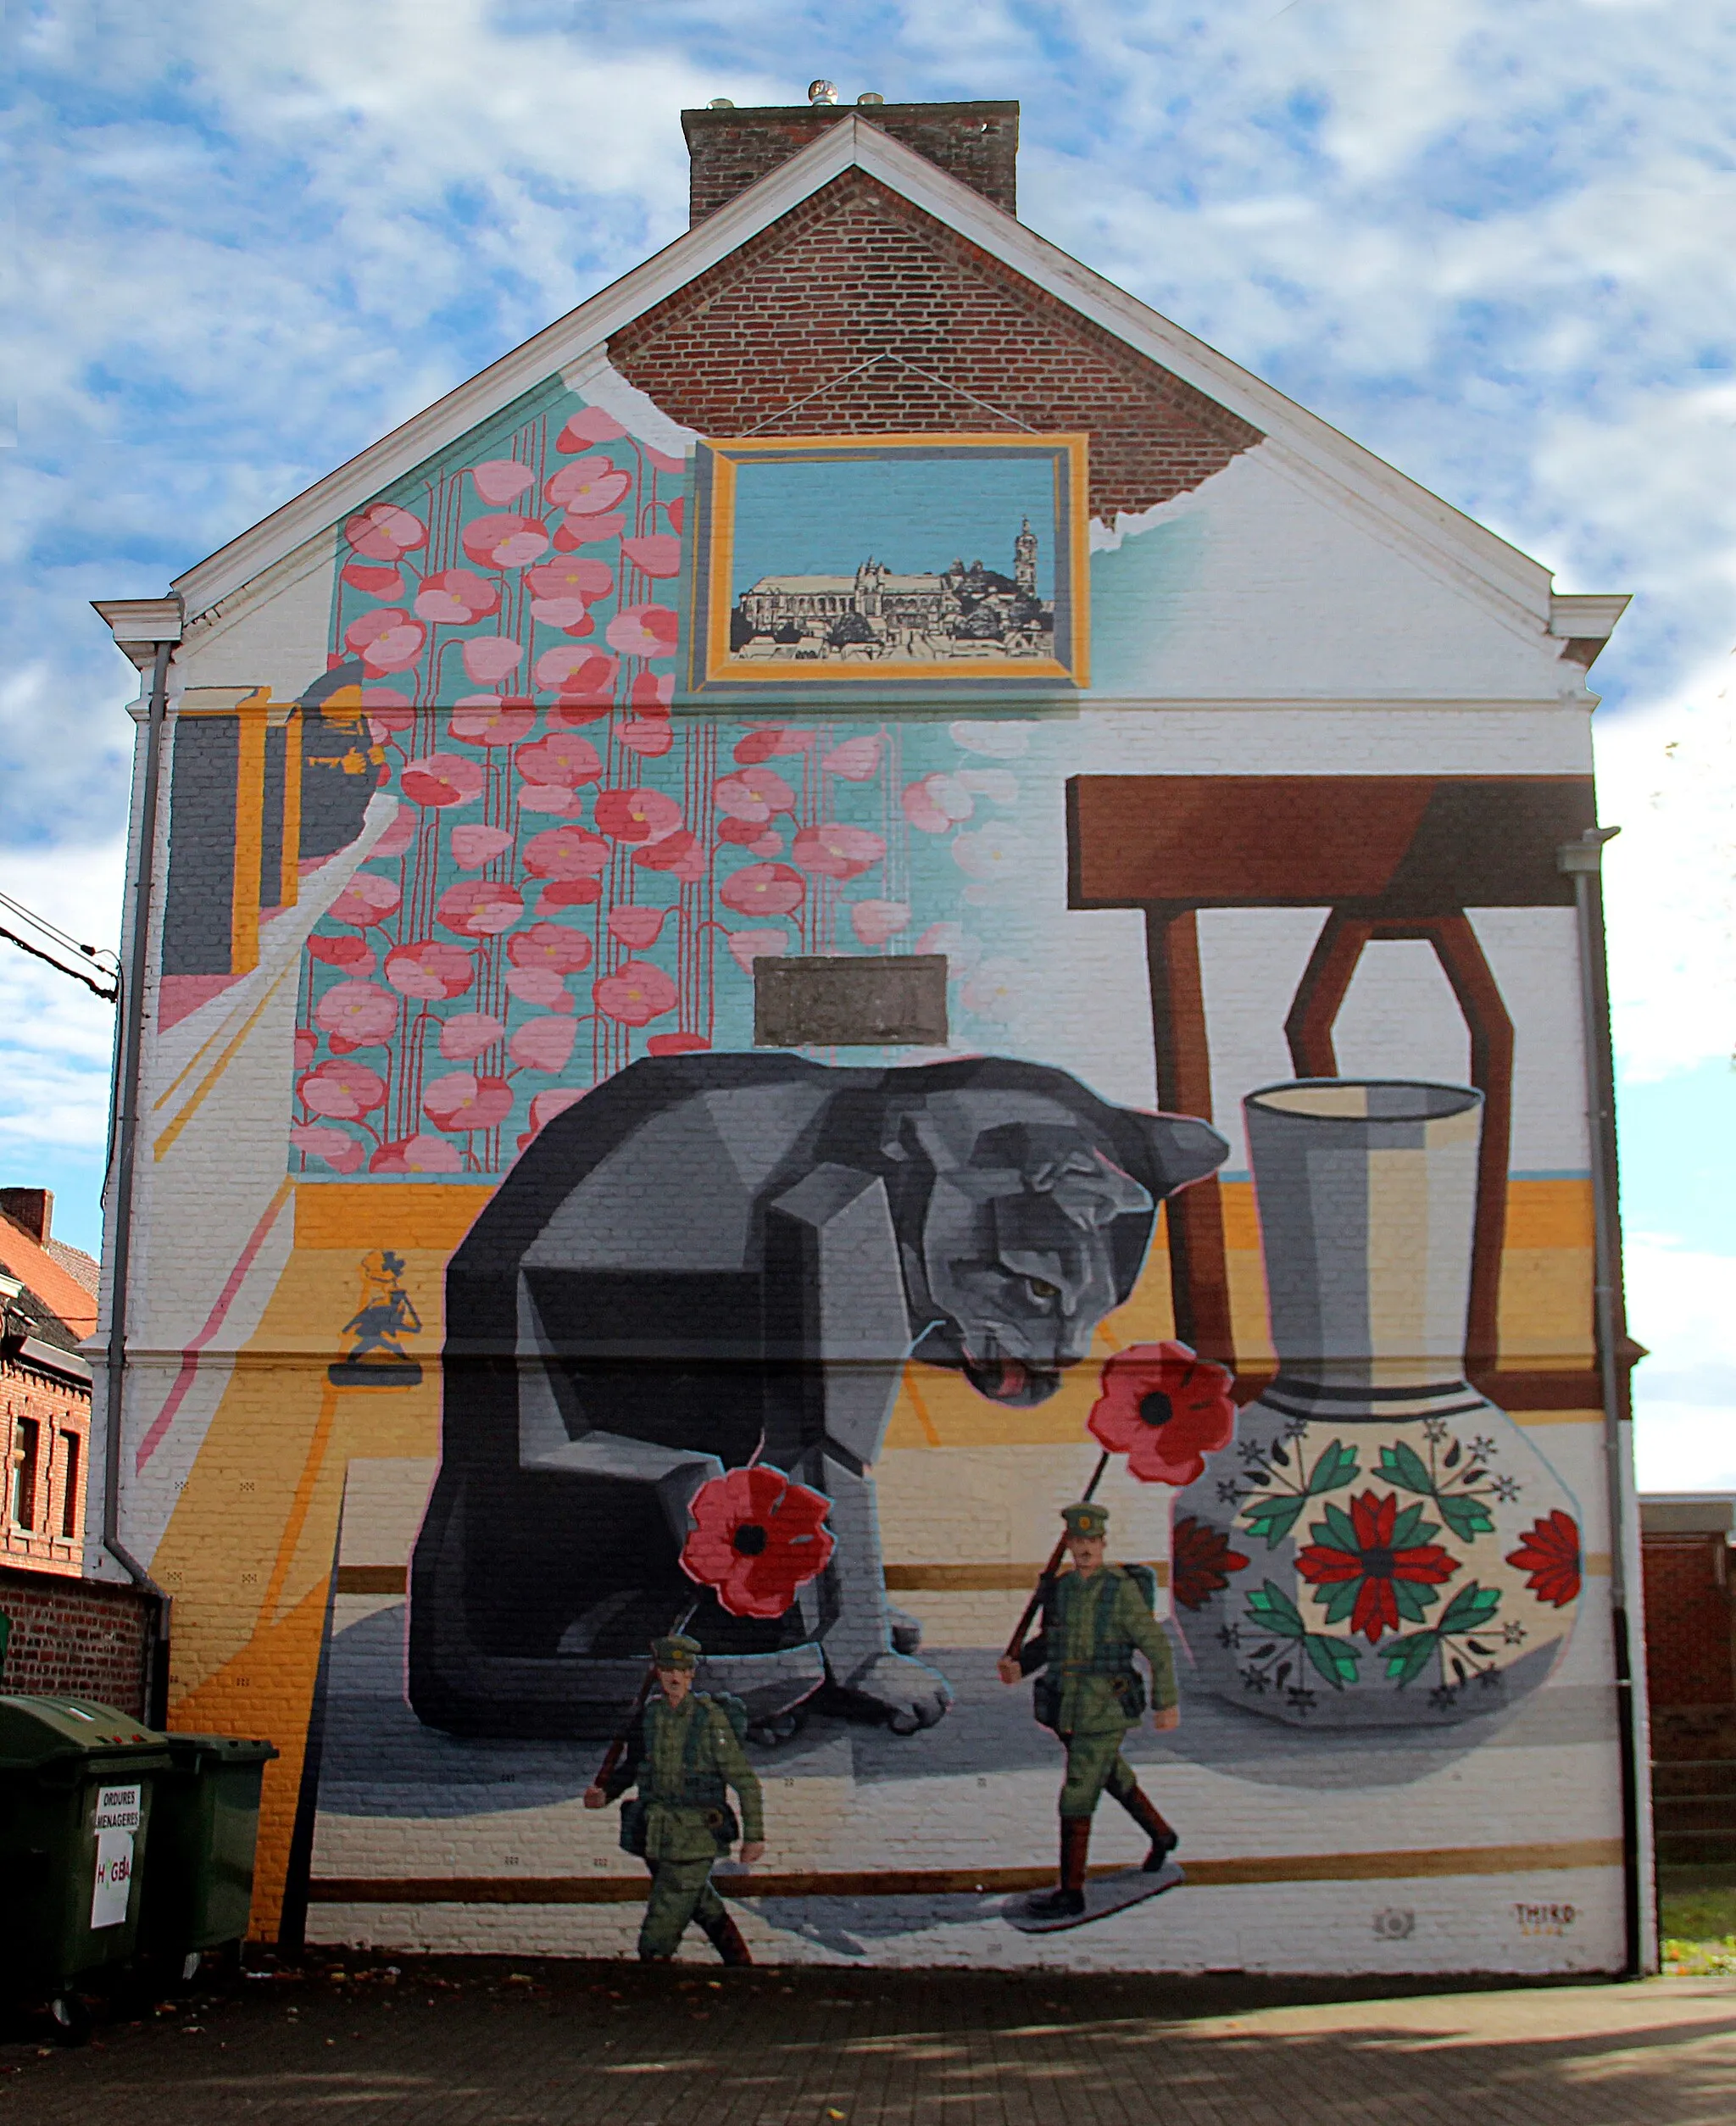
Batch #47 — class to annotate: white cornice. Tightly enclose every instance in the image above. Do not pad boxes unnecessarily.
[159,114,1615,636]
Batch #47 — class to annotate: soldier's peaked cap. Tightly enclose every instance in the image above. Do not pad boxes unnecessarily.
[652,1633,703,1668]
[1061,1500,1109,1535]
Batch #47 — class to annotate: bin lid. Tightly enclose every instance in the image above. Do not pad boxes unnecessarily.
[0,1695,174,1772]
[163,1731,280,1767]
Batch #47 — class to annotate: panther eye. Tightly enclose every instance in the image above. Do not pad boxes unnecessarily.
[1023,1277,1060,1302]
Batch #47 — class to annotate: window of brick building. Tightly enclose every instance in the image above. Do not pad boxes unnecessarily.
[10,1418,40,1531]
[59,1431,81,1539]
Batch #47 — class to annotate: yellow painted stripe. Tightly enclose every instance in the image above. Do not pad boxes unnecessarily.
[292,1182,489,1252]
[883,1561,1170,1592]
[1219,1177,1594,1251]
[231,695,269,976]
[152,961,297,1159]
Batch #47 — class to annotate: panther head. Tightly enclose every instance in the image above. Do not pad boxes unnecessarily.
[882,1087,1227,1407]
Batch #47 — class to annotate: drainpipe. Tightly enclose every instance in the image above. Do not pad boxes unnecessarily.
[1557,823,1650,1976]
[100,635,176,1727]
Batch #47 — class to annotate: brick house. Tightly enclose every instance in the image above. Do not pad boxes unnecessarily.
[1,1188,96,1575]
[89,93,1646,1973]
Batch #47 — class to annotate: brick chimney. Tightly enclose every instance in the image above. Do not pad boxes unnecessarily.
[682,98,1018,225]
[0,1188,51,1244]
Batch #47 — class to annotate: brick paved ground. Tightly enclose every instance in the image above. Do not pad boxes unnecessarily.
[3,1959,1734,2124]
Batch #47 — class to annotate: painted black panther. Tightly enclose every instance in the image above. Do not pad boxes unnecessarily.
[407,1052,1226,1741]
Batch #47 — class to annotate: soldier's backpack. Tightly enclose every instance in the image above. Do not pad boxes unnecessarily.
[1032,1564,1160,1732]
[619,1691,753,1857]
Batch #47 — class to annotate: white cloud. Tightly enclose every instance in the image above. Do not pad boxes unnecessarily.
[0,840,126,1157]
[1597,663,1736,1082]
[1627,1233,1736,1492]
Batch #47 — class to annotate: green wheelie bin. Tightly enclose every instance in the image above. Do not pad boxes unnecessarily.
[137,1731,279,1983]
[0,1695,174,2042]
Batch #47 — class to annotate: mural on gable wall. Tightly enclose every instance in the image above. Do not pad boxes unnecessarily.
[133,370,1610,1970]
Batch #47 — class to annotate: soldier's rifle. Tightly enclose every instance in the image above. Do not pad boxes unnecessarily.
[591,1599,701,1795]
[1001,1449,1110,1665]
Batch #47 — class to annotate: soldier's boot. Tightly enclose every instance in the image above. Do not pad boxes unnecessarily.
[698,1912,754,1967]
[1117,1784,1179,1871]
[1026,1817,1091,1919]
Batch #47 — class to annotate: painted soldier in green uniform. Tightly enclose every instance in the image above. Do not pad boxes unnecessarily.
[584,1634,765,1964]
[998,1501,1180,1919]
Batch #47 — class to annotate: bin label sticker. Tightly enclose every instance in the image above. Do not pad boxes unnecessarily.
[95,1784,141,1833]
[91,1829,135,1929]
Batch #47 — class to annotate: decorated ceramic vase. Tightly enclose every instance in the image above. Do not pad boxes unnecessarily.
[1171,1079,1583,1728]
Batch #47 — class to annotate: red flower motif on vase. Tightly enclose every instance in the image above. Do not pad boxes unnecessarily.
[1294,1491,1461,1644]
[679,1464,836,1620]
[1170,1517,1252,1611]
[1505,1510,1582,1608]
[1087,1342,1237,1485]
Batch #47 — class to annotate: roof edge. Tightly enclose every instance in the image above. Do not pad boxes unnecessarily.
[159,112,1572,626]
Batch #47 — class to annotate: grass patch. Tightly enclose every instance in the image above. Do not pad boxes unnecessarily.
[1658,1863,1736,1968]
[1659,1862,1736,1942]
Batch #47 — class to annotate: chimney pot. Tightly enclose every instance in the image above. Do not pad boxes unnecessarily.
[1,1188,53,1244]
[808,80,838,106]
[682,97,1019,225]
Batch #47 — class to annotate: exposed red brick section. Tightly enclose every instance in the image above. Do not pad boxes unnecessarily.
[684,103,1019,222]
[1642,1533,1736,1707]
[0,1563,153,1714]
[610,172,1261,525]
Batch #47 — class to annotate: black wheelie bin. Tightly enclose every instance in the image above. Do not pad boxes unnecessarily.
[0,1695,174,2041]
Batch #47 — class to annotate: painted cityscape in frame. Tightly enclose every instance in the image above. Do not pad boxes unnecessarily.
[689,432,1089,691]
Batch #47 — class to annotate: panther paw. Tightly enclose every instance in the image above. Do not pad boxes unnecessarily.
[848,1652,952,1735]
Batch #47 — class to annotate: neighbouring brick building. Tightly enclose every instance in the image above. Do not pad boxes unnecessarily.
[90,91,1645,1973]
[2,1188,97,1577]
[0,1187,154,1716]
[1641,1494,1736,1866]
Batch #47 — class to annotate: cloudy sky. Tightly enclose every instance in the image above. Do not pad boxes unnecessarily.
[3,0,1733,1486]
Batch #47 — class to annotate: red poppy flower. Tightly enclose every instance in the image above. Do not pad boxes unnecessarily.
[1171,1516,1250,1611]
[1295,1491,1460,1644]
[593,960,678,1027]
[680,1464,835,1620]
[523,824,609,881]
[1506,1510,1581,1608]
[1087,1342,1236,1485]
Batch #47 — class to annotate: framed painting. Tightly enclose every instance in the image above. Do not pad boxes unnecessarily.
[687,431,1089,695]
